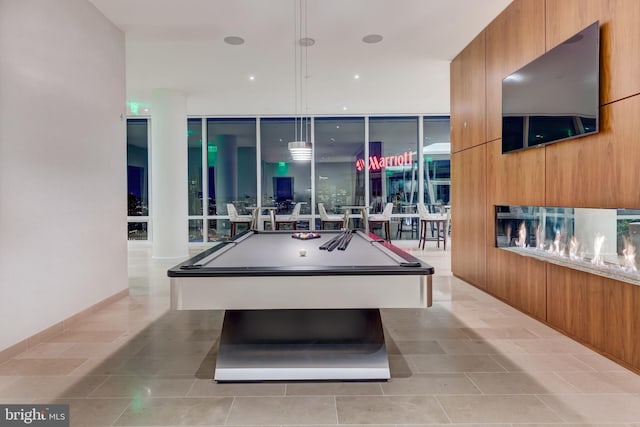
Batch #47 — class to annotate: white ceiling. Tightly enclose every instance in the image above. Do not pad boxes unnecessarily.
[89,0,512,116]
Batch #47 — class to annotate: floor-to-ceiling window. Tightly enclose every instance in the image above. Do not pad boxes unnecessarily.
[206,118,257,240]
[128,114,450,243]
[314,117,365,219]
[423,116,451,205]
[126,118,149,240]
[260,118,312,220]
[187,118,203,241]
[368,117,419,214]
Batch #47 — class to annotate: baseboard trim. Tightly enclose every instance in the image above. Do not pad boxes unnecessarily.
[0,288,129,364]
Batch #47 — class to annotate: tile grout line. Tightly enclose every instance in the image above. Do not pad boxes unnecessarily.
[532,392,569,423]
[223,395,236,426]
[85,374,112,398]
[109,395,134,427]
[182,377,198,397]
[566,352,599,372]
[487,352,511,373]
[548,370,583,394]
[433,394,453,424]
[463,371,485,394]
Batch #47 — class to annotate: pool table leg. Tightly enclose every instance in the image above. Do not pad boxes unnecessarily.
[422,274,433,307]
[214,309,390,382]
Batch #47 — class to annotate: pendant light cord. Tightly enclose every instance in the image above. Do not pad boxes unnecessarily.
[293,0,299,143]
[303,0,309,143]
[292,0,308,143]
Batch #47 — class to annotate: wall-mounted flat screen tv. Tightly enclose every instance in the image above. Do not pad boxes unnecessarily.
[502,21,600,154]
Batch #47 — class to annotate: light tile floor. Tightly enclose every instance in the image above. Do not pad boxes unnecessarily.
[1,240,640,426]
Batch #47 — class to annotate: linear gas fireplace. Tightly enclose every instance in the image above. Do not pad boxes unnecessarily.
[495,206,640,286]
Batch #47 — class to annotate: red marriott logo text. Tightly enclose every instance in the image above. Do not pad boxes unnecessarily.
[355,151,414,171]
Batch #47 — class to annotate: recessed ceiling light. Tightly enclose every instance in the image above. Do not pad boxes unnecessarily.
[224,36,245,45]
[362,34,383,44]
[249,75,255,81]
[299,37,315,47]
[342,106,348,111]
[354,74,360,80]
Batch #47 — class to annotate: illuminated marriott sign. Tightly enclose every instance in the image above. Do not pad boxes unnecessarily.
[355,151,414,171]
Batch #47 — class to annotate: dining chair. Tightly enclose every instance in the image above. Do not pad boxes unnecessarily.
[395,203,418,239]
[368,202,393,241]
[444,205,451,236]
[418,202,449,250]
[318,203,344,230]
[274,202,303,230]
[227,203,252,236]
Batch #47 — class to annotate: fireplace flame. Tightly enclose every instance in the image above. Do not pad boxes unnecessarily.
[569,236,579,260]
[536,225,545,250]
[497,209,640,284]
[547,230,564,255]
[515,222,527,248]
[554,231,561,254]
[592,233,605,266]
[623,236,637,272]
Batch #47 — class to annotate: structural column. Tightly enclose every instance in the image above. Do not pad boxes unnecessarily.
[210,134,238,214]
[151,89,188,259]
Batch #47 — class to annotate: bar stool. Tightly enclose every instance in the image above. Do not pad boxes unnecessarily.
[318,203,344,229]
[227,203,252,236]
[417,203,449,250]
[368,202,393,241]
[395,204,418,239]
[274,202,303,230]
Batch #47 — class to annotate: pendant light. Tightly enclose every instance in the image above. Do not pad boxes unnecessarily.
[288,0,312,161]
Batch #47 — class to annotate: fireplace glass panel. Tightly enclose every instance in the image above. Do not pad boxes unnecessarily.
[495,205,640,285]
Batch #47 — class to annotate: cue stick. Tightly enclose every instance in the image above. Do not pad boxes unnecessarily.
[321,231,344,250]
[319,230,347,250]
[327,229,351,252]
[324,233,345,251]
[337,230,354,250]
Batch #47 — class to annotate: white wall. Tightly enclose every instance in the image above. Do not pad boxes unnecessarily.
[0,0,127,351]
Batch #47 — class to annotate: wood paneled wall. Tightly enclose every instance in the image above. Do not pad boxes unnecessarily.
[546,265,605,349]
[546,0,640,104]
[545,105,617,208]
[546,97,640,208]
[451,145,487,289]
[485,0,545,141]
[486,249,547,320]
[485,139,547,319]
[604,282,640,369]
[450,0,640,373]
[450,32,486,152]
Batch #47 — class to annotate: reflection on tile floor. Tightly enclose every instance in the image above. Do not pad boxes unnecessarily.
[1,240,640,426]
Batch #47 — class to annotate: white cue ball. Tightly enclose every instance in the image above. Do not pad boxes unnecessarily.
[299,248,307,257]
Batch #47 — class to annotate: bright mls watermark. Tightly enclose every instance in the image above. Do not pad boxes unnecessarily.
[1,405,69,426]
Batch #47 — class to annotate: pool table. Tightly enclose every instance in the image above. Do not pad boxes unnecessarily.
[168,229,434,381]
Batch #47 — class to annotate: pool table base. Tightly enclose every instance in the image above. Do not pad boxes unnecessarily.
[214,308,390,382]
